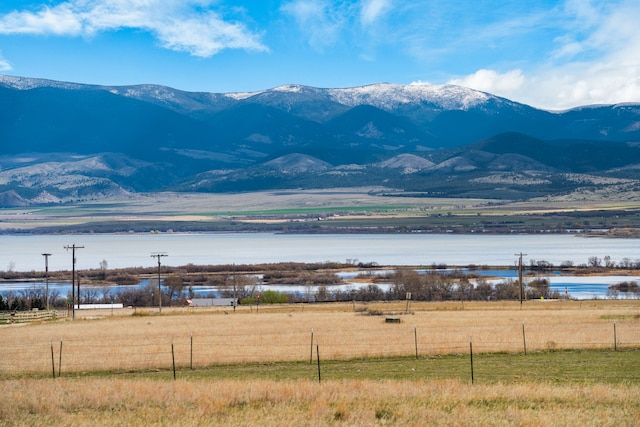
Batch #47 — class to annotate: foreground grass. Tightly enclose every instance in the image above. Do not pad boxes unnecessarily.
[3,301,639,425]
[2,377,639,426]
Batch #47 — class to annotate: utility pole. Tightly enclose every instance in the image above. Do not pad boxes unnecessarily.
[151,253,168,313]
[233,263,237,312]
[41,253,51,311]
[515,252,527,305]
[64,244,84,320]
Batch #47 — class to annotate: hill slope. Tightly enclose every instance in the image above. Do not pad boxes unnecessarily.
[0,75,639,205]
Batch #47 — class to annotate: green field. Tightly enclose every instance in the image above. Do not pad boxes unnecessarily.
[16,349,633,385]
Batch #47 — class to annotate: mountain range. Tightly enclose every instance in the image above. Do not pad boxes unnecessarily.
[0,74,639,206]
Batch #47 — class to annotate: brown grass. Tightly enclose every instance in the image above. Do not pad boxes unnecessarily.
[2,301,640,426]
[1,378,639,426]
[1,300,639,375]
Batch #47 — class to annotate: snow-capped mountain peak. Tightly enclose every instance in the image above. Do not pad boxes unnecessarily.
[0,74,503,113]
[327,83,492,111]
[216,81,498,112]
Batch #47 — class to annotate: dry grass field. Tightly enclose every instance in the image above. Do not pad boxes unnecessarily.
[2,300,640,426]
[2,300,639,374]
[2,378,639,426]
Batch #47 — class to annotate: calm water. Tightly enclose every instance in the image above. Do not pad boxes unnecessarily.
[0,233,638,272]
[1,233,638,300]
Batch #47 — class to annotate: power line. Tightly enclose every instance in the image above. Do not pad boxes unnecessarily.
[64,244,84,320]
[515,252,527,305]
[151,253,168,313]
[41,253,51,311]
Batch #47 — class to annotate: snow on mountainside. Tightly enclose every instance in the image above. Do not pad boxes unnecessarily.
[0,75,504,112]
[0,75,234,115]
[327,83,492,111]
[3,74,638,116]
[225,82,498,111]
[0,74,90,90]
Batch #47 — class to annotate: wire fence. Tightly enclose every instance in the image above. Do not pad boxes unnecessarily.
[2,318,639,382]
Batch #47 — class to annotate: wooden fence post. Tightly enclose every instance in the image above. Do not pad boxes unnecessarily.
[50,341,55,379]
[58,338,63,378]
[316,340,321,383]
[469,337,474,385]
[171,339,176,380]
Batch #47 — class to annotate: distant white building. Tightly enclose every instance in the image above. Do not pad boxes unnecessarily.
[187,298,238,307]
[78,303,124,310]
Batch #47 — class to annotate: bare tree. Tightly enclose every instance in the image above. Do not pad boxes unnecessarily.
[494,279,520,300]
[82,287,100,304]
[164,275,184,302]
[474,279,494,301]
[218,275,259,299]
[604,255,615,268]
[620,258,633,269]
[588,256,602,268]
[560,260,574,268]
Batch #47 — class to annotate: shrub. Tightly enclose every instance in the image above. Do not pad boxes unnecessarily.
[242,289,288,305]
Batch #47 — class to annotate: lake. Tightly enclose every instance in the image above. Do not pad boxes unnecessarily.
[1,233,638,300]
[0,233,638,272]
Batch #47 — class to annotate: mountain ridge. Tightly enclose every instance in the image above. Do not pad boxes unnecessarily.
[0,75,639,206]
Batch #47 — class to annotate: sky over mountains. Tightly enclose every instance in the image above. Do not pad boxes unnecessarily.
[0,1,639,110]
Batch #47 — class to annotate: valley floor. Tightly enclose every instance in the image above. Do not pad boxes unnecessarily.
[1,188,639,235]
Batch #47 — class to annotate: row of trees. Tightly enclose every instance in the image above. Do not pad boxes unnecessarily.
[0,287,59,311]
[310,270,560,303]
[5,264,640,311]
[528,256,640,270]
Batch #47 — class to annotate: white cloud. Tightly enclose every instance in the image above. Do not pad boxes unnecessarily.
[0,3,82,35]
[445,0,640,109]
[360,0,392,26]
[0,0,267,57]
[0,53,11,72]
[448,61,640,111]
[280,0,348,50]
[448,69,525,94]
[281,0,397,49]
[156,12,266,57]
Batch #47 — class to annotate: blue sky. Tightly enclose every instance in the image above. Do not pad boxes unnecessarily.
[0,0,638,110]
